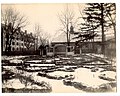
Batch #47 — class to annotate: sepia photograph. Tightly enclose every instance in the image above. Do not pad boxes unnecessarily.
[1,3,116,93]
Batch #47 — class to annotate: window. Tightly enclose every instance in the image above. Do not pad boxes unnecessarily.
[12,37,15,39]
[21,43,23,46]
[49,48,53,52]
[12,47,14,51]
[21,48,23,51]
[12,42,15,45]
[17,47,18,50]
[16,38,19,40]
[16,32,19,35]
[17,42,19,45]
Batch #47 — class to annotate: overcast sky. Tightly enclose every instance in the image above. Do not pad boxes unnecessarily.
[1,3,85,40]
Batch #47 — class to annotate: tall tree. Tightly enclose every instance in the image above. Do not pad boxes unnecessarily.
[58,4,76,52]
[77,3,116,54]
[83,3,104,42]
[72,4,98,52]
[34,24,50,56]
[104,3,116,39]
[1,6,28,55]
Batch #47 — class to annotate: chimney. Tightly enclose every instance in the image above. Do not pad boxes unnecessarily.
[25,30,27,34]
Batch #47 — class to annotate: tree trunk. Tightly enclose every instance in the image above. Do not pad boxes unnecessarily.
[101,3,105,55]
[113,23,116,40]
[8,36,13,55]
[67,22,70,52]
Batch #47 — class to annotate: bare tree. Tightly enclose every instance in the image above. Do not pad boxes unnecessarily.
[34,24,49,46]
[58,4,76,52]
[34,24,50,56]
[1,6,28,55]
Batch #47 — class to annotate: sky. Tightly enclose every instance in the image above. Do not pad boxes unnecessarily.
[1,3,115,42]
[1,3,85,41]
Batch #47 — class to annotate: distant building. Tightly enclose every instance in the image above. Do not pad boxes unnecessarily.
[51,41,102,54]
[50,31,115,55]
[50,32,102,54]
[1,23,37,55]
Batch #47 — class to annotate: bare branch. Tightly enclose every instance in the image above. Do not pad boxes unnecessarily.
[1,6,28,53]
[2,7,28,29]
[34,24,50,46]
[58,4,76,48]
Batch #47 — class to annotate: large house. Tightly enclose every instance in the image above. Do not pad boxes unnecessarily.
[1,23,37,55]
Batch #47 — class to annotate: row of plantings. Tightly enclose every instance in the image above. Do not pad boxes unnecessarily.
[2,54,112,68]
[63,79,116,92]
[99,74,116,81]
[36,66,116,92]
[2,68,52,93]
[16,62,78,73]
[37,71,75,80]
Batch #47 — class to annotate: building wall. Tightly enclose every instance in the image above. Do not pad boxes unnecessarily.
[51,41,103,54]
[81,42,102,53]
[104,39,116,58]
[54,44,67,56]
[1,23,37,55]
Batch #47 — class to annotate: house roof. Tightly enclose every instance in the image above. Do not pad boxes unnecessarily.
[52,32,79,43]
[52,31,102,43]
